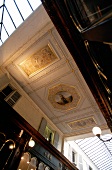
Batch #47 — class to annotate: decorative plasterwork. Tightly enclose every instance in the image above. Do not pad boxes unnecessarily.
[19,45,58,77]
[67,117,96,130]
[48,84,80,110]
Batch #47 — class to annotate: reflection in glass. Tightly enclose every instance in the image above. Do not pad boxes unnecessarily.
[81,0,112,22]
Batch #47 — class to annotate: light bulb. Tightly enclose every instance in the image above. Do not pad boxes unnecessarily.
[28,139,35,147]
[92,126,102,136]
[9,144,15,149]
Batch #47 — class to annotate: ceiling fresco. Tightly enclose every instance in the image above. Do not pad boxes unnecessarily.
[19,45,58,77]
[67,117,96,130]
[48,84,80,110]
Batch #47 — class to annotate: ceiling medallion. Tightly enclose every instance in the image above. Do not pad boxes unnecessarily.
[67,117,96,130]
[48,84,80,110]
[19,45,58,77]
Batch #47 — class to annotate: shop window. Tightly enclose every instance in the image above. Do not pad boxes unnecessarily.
[72,151,77,165]
[89,166,92,170]
[38,118,47,136]
[0,84,14,99]
[0,84,21,106]
[44,126,54,145]
[38,118,59,148]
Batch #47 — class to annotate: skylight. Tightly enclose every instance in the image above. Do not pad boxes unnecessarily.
[75,134,112,170]
[0,0,42,46]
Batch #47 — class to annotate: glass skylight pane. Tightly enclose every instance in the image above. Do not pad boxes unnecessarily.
[28,0,42,10]
[14,0,33,20]
[75,135,112,170]
[0,7,3,19]
[1,27,9,42]
[3,8,15,35]
[0,0,4,7]
[5,0,23,27]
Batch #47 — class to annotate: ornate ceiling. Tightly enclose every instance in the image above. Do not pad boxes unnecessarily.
[0,5,109,138]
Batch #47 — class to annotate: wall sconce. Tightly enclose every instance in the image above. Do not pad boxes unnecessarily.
[0,139,16,169]
[8,140,16,150]
[28,138,35,147]
[0,138,15,151]
[92,126,112,142]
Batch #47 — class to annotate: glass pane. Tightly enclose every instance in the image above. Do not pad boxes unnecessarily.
[80,0,112,23]
[2,85,13,96]
[1,26,8,42]
[5,0,23,27]
[28,0,42,10]
[44,126,54,144]
[3,8,15,35]
[15,0,33,20]
[0,7,3,20]
[0,0,4,7]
